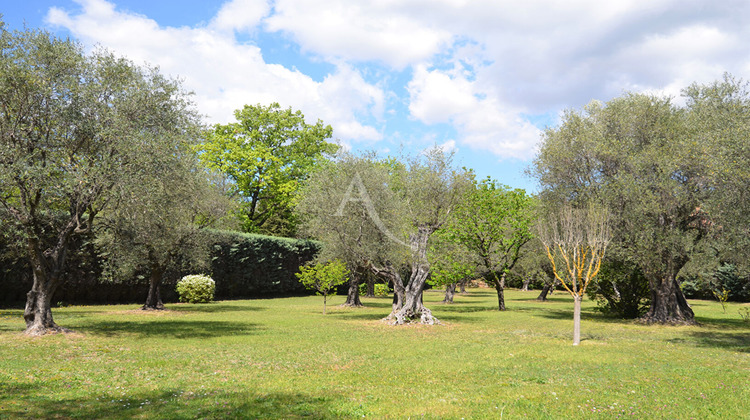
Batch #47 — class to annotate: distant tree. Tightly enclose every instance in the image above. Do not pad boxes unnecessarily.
[538,204,611,345]
[297,149,471,324]
[296,152,407,308]
[441,179,535,310]
[196,103,338,236]
[97,149,233,310]
[296,260,350,314]
[0,24,200,335]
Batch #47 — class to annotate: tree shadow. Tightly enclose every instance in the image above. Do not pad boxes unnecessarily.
[435,304,495,313]
[0,386,358,419]
[169,303,268,313]
[78,320,262,339]
[685,331,750,353]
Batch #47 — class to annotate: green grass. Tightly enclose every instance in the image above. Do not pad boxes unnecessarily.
[1,289,748,419]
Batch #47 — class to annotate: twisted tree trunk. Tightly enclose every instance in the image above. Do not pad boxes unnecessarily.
[443,283,456,303]
[390,226,439,324]
[23,233,73,336]
[640,258,695,325]
[343,267,363,307]
[142,262,165,310]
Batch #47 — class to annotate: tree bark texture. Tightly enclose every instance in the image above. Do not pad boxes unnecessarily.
[490,272,507,311]
[641,277,695,324]
[459,280,468,294]
[343,270,363,307]
[573,295,582,345]
[443,283,456,304]
[537,283,551,301]
[23,236,72,336]
[142,263,165,310]
[390,226,439,325]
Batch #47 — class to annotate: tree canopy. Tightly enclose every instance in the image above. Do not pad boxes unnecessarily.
[196,103,338,236]
[0,23,203,335]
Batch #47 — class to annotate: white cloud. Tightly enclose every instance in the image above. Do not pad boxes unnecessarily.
[211,0,270,33]
[41,0,750,164]
[265,0,453,68]
[45,0,383,145]
[408,64,541,159]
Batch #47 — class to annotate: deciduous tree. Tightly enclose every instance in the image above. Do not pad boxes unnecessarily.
[441,179,535,310]
[197,103,337,236]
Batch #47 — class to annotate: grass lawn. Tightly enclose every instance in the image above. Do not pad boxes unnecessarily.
[1,288,748,419]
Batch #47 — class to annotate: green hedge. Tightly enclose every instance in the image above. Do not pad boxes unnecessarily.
[207,230,321,299]
[0,230,320,306]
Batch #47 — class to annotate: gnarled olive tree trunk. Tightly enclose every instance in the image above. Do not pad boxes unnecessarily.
[23,235,72,336]
[443,283,456,303]
[640,258,695,324]
[342,267,363,307]
[389,226,440,325]
[142,261,165,310]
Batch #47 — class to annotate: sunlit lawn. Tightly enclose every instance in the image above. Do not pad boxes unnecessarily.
[1,288,748,419]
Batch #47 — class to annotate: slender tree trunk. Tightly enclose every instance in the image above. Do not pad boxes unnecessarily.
[365,273,375,298]
[492,272,507,311]
[323,294,327,315]
[459,280,468,294]
[142,263,165,310]
[641,276,695,324]
[343,268,363,307]
[443,283,456,303]
[573,294,582,345]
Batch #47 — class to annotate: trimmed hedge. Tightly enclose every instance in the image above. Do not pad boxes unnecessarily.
[206,230,320,299]
[0,229,320,306]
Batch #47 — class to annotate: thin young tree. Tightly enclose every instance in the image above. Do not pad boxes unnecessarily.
[538,204,611,345]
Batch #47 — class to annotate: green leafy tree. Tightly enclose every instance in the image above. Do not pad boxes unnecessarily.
[532,93,711,324]
[0,23,200,335]
[442,179,535,310]
[296,260,350,314]
[297,149,471,324]
[196,103,337,236]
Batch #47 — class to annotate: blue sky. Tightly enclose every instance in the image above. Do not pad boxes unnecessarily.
[4,0,750,192]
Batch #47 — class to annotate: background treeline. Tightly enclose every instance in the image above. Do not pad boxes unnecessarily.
[0,230,319,306]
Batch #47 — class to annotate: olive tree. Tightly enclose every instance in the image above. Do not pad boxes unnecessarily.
[0,23,201,335]
[297,149,471,324]
[532,93,711,324]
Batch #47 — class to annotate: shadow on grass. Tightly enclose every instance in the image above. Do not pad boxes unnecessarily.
[79,320,262,339]
[0,386,359,419]
[687,331,750,353]
[170,303,268,313]
[435,304,495,313]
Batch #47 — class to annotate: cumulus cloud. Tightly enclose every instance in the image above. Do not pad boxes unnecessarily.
[211,0,270,33]
[45,0,384,144]
[41,0,750,163]
[408,63,541,159]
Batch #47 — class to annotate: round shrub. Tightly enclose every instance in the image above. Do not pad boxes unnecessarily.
[176,274,215,304]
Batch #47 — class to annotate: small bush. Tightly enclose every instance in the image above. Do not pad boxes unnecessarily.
[359,283,391,297]
[176,274,215,303]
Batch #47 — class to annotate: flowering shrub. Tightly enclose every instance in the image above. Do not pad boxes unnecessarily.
[176,274,215,303]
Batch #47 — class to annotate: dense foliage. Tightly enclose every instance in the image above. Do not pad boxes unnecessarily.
[176,275,216,304]
[196,103,338,236]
